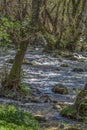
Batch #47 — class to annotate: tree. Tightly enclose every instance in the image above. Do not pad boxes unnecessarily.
[1,0,42,92]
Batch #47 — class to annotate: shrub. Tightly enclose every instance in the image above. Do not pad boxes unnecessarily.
[0,105,41,130]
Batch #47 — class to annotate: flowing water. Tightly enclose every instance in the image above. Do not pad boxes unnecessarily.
[0,46,87,128]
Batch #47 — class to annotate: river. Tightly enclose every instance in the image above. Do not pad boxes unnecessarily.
[0,46,87,129]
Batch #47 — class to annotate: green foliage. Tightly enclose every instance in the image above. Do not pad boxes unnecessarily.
[0,22,11,46]
[43,32,57,51]
[0,17,30,47]
[0,105,41,130]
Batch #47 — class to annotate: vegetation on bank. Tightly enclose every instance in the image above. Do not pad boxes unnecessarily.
[0,105,41,130]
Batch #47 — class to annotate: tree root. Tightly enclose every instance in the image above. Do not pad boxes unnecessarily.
[0,85,31,102]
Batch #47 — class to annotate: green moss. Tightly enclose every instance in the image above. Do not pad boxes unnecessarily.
[0,105,41,130]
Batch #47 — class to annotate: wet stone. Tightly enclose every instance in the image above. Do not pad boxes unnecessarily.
[52,84,69,94]
[61,63,69,67]
[34,114,46,122]
[72,68,84,72]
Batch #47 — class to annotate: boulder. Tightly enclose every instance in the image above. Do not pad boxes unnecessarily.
[52,84,68,94]
[7,58,14,63]
[69,55,79,61]
[54,104,61,109]
[34,114,46,121]
[72,68,84,72]
[61,63,69,67]
[56,67,61,71]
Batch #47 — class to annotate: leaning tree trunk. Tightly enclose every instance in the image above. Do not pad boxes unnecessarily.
[2,40,29,89]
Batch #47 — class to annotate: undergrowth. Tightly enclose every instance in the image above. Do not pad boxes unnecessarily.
[0,104,41,130]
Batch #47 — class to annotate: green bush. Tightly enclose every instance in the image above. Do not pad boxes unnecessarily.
[0,105,41,130]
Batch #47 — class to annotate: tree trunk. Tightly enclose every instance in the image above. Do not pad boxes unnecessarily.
[2,40,29,89]
[75,84,87,108]
[31,0,42,27]
[74,84,87,119]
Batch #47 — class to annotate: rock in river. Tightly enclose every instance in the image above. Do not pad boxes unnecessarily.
[72,68,84,72]
[52,84,69,94]
[34,114,46,121]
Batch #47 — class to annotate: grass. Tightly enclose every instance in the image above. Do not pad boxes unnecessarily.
[0,104,41,130]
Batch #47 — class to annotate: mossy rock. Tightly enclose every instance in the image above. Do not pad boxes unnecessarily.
[56,67,61,71]
[72,68,84,72]
[61,63,69,67]
[34,114,46,121]
[7,58,14,63]
[69,56,78,61]
[78,59,85,62]
[52,84,69,94]
[31,61,39,66]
